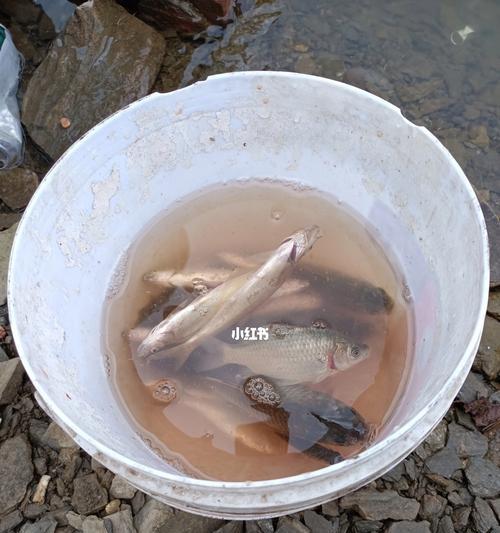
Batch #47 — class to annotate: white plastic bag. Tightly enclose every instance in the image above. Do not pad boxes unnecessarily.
[0,25,23,169]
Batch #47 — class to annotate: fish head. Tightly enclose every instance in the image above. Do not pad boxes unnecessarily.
[283,225,322,263]
[136,324,175,360]
[330,341,370,370]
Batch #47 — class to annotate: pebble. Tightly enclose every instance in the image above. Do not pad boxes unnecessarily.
[0,358,24,405]
[491,499,500,521]
[24,503,48,519]
[465,457,500,497]
[447,422,488,458]
[71,473,108,515]
[275,516,310,532]
[473,497,499,532]
[66,511,84,530]
[0,509,23,533]
[0,223,19,305]
[322,500,339,517]
[41,422,76,451]
[0,346,9,362]
[340,489,420,520]
[131,490,145,514]
[419,494,447,520]
[19,517,57,533]
[386,521,431,533]
[110,475,137,500]
[217,522,244,533]
[304,509,336,532]
[424,420,448,452]
[383,463,405,482]
[104,509,136,533]
[452,506,471,529]
[469,125,490,149]
[0,167,39,210]
[0,435,34,515]
[436,515,454,533]
[133,498,175,533]
[425,447,462,478]
[105,499,121,515]
[476,317,500,380]
[353,520,383,532]
[32,474,51,504]
[82,515,108,533]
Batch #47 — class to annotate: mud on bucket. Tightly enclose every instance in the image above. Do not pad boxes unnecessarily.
[8,72,489,518]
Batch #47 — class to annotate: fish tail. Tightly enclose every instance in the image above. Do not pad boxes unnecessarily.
[191,337,228,372]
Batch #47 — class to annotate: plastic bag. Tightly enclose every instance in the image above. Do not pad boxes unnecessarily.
[0,25,23,170]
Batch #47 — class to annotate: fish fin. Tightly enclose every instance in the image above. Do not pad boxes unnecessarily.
[189,337,228,373]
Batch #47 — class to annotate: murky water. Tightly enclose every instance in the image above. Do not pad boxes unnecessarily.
[104,181,413,481]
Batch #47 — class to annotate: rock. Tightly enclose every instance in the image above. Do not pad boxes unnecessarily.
[0,0,42,24]
[0,435,34,515]
[0,223,19,305]
[105,499,121,515]
[353,520,383,532]
[136,0,231,35]
[156,510,224,532]
[476,316,500,379]
[0,346,8,362]
[217,522,244,533]
[32,474,51,504]
[465,457,500,497]
[425,447,462,478]
[60,447,82,484]
[452,506,470,529]
[110,475,137,500]
[491,499,500,521]
[424,420,448,452]
[448,488,473,507]
[24,503,48,519]
[0,509,23,533]
[41,422,76,451]
[340,489,420,521]
[473,497,499,532]
[447,423,488,458]
[457,372,492,403]
[397,79,444,103]
[343,67,395,102]
[22,0,166,161]
[488,292,500,320]
[419,494,447,520]
[131,491,145,514]
[304,509,335,532]
[0,357,24,405]
[437,515,454,533]
[482,201,500,288]
[104,509,136,533]
[0,213,21,230]
[322,500,339,517]
[469,125,490,149]
[386,521,431,533]
[66,511,84,530]
[133,498,174,533]
[82,515,107,533]
[275,516,310,532]
[19,517,58,533]
[382,462,405,482]
[295,55,320,75]
[71,473,108,515]
[0,167,39,209]
[488,428,500,467]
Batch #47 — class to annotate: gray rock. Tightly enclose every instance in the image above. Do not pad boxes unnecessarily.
[66,511,84,530]
[383,462,405,482]
[437,515,454,533]
[386,521,431,533]
[245,520,273,533]
[41,422,76,451]
[0,357,24,405]
[0,223,18,304]
[256,520,274,533]
[19,518,57,533]
[276,516,310,532]
[72,474,108,515]
[0,346,8,362]
[404,458,417,481]
[82,515,108,533]
[0,435,34,515]
[304,510,335,532]
[133,498,174,533]
[104,509,136,533]
[352,520,383,532]
[0,509,23,533]
[476,316,500,379]
[488,292,500,321]
[448,488,473,507]
[424,420,448,452]
[425,448,462,478]
[491,499,500,521]
[322,500,339,517]
[24,503,49,519]
[447,423,488,458]
[131,490,146,514]
[340,489,420,520]
[156,510,224,532]
[60,447,82,484]
[110,475,137,500]
[465,458,500,497]
[488,430,500,467]
[452,506,470,529]
[22,0,166,161]
[419,494,447,520]
[0,167,39,209]
[473,497,499,532]
[216,522,244,533]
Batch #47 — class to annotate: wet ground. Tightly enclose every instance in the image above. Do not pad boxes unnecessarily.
[0,0,499,531]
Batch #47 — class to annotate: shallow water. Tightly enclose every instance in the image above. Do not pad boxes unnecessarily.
[104,181,414,481]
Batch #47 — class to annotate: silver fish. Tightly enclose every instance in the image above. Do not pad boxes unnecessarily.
[196,323,370,384]
[144,268,234,290]
[137,226,320,360]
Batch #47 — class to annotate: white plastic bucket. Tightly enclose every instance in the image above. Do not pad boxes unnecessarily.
[8,72,489,519]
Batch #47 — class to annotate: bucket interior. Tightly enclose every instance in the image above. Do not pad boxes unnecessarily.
[9,73,487,484]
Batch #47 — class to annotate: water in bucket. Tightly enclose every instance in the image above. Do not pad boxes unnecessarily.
[103,180,414,481]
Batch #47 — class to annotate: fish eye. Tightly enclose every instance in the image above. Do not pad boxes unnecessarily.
[351,345,361,358]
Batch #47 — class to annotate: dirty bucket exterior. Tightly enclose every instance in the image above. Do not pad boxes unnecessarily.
[8,72,489,519]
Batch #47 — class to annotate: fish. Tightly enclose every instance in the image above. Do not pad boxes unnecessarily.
[194,323,370,384]
[136,226,321,360]
[144,268,234,290]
